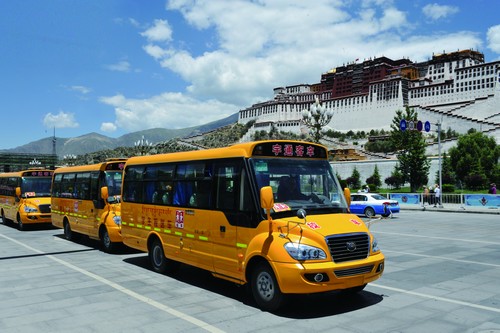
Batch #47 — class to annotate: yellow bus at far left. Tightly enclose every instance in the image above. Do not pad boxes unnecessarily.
[0,169,53,230]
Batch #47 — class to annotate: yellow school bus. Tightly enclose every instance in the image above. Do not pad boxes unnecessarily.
[120,140,384,311]
[0,169,53,230]
[51,159,126,252]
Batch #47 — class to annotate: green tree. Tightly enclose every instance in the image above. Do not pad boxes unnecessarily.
[390,107,430,192]
[448,130,499,190]
[346,167,361,190]
[435,152,456,186]
[366,165,382,191]
[384,164,404,189]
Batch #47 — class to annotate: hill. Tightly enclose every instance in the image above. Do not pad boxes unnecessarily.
[0,113,239,157]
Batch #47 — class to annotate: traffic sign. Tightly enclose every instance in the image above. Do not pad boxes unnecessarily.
[400,119,407,131]
[417,120,423,131]
[424,121,431,132]
[408,120,414,130]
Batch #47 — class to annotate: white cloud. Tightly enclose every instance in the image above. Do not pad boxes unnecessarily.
[487,25,500,54]
[106,60,131,72]
[143,44,170,60]
[43,111,79,129]
[100,122,117,132]
[101,1,484,133]
[422,3,459,21]
[140,19,172,42]
[99,93,236,132]
[68,85,91,94]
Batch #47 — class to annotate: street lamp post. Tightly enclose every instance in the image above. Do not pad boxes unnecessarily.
[63,154,77,166]
[135,135,153,156]
[301,97,333,143]
[437,121,443,208]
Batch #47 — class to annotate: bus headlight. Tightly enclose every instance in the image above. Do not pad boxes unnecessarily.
[372,237,380,253]
[113,215,122,226]
[284,242,327,260]
[24,206,38,213]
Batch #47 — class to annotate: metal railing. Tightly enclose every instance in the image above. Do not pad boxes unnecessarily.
[386,192,500,210]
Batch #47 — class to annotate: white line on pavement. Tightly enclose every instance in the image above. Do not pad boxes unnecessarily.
[370,283,500,314]
[0,232,226,333]
[382,249,500,268]
[374,231,499,245]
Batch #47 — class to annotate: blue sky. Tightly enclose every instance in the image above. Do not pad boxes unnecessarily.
[1,0,499,150]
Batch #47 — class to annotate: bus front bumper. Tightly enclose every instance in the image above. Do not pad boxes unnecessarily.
[22,214,52,224]
[271,253,385,294]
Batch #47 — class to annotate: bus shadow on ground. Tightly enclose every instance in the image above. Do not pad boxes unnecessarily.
[1,220,56,232]
[123,255,383,318]
[52,233,141,255]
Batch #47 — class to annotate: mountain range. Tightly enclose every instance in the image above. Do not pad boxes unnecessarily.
[0,113,239,157]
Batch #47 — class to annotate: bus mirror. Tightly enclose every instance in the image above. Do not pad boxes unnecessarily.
[344,187,351,208]
[101,186,109,201]
[15,187,21,198]
[260,186,274,225]
[260,186,274,211]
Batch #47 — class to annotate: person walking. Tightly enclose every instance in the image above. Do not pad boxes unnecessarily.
[433,184,441,207]
[489,183,497,194]
[423,186,430,206]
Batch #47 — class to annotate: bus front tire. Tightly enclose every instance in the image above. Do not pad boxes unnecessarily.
[17,215,24,231]
[64,222,73,241]
[100,227,115,253]
[251,262,285,312]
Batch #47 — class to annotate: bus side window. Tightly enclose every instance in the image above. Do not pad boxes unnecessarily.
[191,180,211,208]
[215,165,236,211]
[173,181,193,207]
[214,161,257,227]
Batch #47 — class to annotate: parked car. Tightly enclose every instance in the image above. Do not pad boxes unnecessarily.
[350,193,400,218]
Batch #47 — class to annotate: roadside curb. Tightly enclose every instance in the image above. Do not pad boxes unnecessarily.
[402,205,500,215]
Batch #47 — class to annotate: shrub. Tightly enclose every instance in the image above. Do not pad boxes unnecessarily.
[442,184,455,193]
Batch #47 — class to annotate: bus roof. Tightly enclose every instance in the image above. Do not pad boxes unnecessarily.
[53,159,127,174]
[0,169,54,178]
[125,140,328,166]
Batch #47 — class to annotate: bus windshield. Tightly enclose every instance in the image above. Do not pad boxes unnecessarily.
[21,177,52,197]
[251,157,348,213]
[105,171,123,197]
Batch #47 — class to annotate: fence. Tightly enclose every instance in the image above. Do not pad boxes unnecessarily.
[387,193,500,210]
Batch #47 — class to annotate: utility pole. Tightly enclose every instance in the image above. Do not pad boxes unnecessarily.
[437,121,443,208]
[52,127,57,169]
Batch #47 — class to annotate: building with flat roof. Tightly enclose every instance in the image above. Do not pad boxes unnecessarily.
[238,49,500,145]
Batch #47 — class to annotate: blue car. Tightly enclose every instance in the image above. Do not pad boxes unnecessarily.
[350,193,400,218]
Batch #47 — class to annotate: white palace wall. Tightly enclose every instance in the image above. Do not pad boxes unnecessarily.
[332,157,442,190]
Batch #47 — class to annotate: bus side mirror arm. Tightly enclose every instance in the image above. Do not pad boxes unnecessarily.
[260,186,274,227]
[344,187,351,211]
[15,187,21,198]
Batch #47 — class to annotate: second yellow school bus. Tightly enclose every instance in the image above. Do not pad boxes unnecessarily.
[51,159,126,252]
[120,140,384,311]
[0,169,53,230]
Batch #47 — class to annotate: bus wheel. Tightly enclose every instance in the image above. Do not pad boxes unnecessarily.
[17,215,24,231]
[149,238,168,273]
[64,221,73,241]
[100,227,115,253]
[251,262,285,312]
[149,238,179,274]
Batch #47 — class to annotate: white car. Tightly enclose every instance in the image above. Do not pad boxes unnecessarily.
[350,193,400,218]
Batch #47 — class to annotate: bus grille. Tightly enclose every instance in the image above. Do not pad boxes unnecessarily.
[326,233,369,263]
[334,265,374,277]
[39,204,51,213]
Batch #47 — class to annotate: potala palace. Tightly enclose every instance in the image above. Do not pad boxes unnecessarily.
[238,49,500,151]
